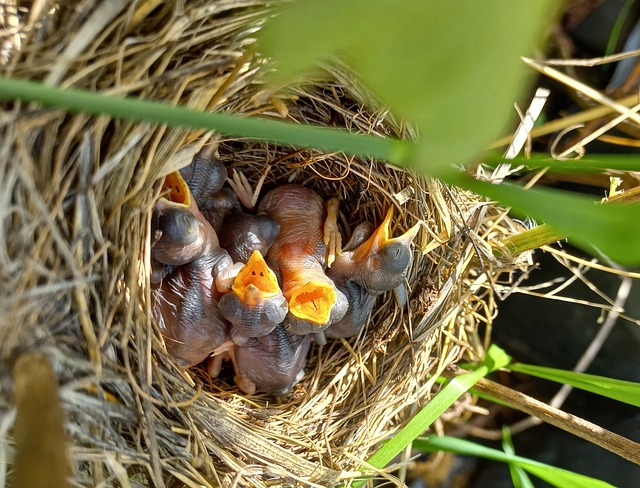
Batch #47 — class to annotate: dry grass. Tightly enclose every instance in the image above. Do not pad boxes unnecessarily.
[0,1,527,486]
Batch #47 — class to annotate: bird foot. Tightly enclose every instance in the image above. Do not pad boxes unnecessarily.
[228,169,262,211]
[207,340,235,377]
[323,197,342,268]
[207,340,256,394]
[234,370,257,395]
[218,338,258,395]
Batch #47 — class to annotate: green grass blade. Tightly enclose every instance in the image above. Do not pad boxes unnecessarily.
[484,152,640,173]
[509,363,640,407]
[450,173,640,265]
[415,436,616,488]
[352,345,509,486]
[502,426,535,488]
[0,76,409,163]
[604,0,635,61]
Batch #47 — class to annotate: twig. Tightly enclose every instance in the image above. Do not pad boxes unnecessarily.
[543,49,640,67]
[522,57,640,127]
[446,367,640,465]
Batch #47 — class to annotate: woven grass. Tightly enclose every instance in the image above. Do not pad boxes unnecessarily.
[0,1,529,486]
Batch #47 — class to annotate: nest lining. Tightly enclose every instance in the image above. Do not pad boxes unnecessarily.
[0,2,529,487]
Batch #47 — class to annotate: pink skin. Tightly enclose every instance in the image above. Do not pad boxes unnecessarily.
[258,185,347,334]
[153,256,229,368]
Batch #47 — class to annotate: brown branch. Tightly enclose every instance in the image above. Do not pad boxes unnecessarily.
[446,366,640,465]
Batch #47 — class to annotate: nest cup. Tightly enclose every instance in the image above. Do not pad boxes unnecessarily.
[0,2,527,486]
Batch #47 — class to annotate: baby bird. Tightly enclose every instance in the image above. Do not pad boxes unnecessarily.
[218,250,288,344]
[218,167,280,263]
[152,172,209,267]
[324,207,420,339]
[233,325,311,396]
[179,145,228,201]
[179,145,239,232]
[213,170,286,341]
[151,171,234,368]
[258,184,348,336]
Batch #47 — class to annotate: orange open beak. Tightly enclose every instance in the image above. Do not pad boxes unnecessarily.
[161,171,192,207]
[354,207,420,260]
[288,281,336,325]
[231,250,282,305]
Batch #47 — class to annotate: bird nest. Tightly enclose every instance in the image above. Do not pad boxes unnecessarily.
[0,1,530,487]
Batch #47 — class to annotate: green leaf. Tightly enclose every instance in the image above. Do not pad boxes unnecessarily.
[484,152,640,174]
[415,436,616,488]
[502,426,535,488]
[509,363,640,407]
[451,173,640,265]
[355,345,509,485]
[0,76,408,163]
[257,0,556,174]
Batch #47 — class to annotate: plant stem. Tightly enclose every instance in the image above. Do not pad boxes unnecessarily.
[0,75,409,163]
[493,183,640,257]
[494,224,566,259]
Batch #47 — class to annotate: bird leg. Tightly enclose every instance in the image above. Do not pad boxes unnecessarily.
[323,197,342,268]
[233,363,258,395]
[206,340,235,377]
[207,340,257,394]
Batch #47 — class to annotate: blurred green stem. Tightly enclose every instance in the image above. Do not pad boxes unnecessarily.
[0,75,409,163]
[495,224,566,258]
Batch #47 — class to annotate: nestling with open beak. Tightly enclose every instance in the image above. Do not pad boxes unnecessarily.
[258,184,348,337]
[218,250,288,344]
[211,170,286,341]
[151,171,234,368]
[324,207,420,339]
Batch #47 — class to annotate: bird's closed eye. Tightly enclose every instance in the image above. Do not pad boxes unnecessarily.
[391,245,402,261]
[380,243,410,273]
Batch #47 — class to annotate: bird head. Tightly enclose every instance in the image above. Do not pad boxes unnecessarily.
[351,207,420,292]
[152,171,207,265]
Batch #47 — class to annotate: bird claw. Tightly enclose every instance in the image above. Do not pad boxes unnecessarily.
[235,372,257,395]
[323,197,342,268]
[228,169,262,210]
[210,339,257,394]
[207,340,256,394]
